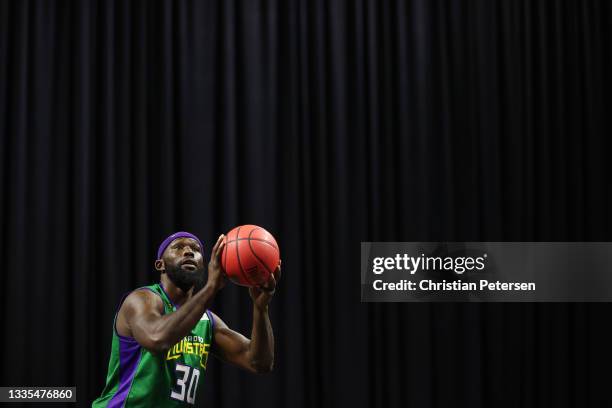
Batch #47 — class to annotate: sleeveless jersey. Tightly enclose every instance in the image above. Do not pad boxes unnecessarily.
[92,283,214,407]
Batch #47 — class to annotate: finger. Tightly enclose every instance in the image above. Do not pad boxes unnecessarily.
[273,262,282,282]
[261,274,276,291]
[213,234,225,258]
[269,273,276,288]
[215,239,226,260]
[259,285,275,295]
[211,234,222,255]
[216,234,225,255]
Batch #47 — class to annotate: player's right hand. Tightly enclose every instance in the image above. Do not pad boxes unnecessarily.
[207,234,226,291]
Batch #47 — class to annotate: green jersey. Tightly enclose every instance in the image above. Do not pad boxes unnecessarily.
[92,283,214,407]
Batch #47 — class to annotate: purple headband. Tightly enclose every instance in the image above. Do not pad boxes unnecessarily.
[157,231,204,260]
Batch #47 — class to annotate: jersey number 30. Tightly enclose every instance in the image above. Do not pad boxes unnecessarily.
[170,363,201,404]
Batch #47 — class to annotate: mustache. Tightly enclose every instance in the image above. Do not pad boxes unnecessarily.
[180,258,198,267]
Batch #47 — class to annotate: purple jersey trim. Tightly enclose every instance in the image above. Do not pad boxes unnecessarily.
[206,309,215,332]
[107,336,142,408]
[106,286,157,407]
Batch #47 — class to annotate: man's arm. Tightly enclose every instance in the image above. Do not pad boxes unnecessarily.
[210,263,280,374]
[116,235,227,353]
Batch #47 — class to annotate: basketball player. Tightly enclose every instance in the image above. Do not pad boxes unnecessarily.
[92,231,280,407]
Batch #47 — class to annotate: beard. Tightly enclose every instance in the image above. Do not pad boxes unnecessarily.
[165,263,205,293]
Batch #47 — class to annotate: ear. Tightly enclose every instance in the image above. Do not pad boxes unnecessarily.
[155,259,165,272]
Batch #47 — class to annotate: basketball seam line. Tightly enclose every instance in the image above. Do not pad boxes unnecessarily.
[235,226,256,287]
[224,238,279,251]
[248,227,273,276]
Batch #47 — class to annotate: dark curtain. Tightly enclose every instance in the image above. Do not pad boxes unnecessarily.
[1,0,612,407]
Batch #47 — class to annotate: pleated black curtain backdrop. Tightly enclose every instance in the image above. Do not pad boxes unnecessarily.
[1,0,612,407]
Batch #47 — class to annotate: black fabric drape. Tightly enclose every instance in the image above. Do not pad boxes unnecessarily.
[1,1,612,407]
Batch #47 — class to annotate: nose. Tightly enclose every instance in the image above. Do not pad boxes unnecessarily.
[183,246,195,257]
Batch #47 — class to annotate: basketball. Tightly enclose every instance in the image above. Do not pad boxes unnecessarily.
[221,225,280,287]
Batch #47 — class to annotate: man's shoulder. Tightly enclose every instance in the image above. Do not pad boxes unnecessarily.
[206,310,228,331]
[121,285,164,314]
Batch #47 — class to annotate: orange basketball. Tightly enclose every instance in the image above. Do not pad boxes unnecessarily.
[221,225,280,287]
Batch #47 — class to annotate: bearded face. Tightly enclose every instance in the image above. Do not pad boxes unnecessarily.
[160,238,206,292]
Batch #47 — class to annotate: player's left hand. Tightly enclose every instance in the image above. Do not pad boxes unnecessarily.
[249,260,281,310]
